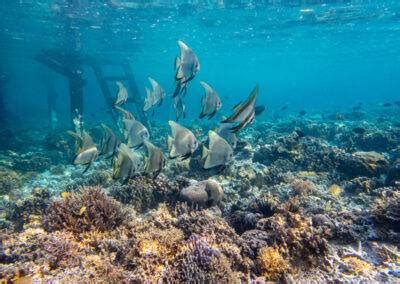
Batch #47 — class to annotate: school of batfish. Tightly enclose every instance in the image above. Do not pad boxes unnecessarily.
[68,40,262,182]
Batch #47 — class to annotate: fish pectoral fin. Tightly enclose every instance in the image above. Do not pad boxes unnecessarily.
[201,146,209,160]
[221,115,235,123]
[82,162,92,174]
[181,153,192,161]
[167,136,174,152]
[208,110,217,119]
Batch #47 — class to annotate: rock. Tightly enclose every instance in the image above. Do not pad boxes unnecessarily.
[386,159,400,186]
[338,151,389,177]
[179,179,223,207]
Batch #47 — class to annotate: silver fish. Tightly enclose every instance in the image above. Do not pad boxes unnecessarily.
[221,85,259,133]
[68,130,98,172]
[143,77,165,112]
[123,118,149,148]
[217,121,238,149]
[112,143,141,182]
[99,124,120,158]
[167,120,198,160]
[202,130,233,170]
[199,81,222,119]
[114,81,128,106]
[144,140,165,178]
[173,40,200,97]
[174,95,186,121]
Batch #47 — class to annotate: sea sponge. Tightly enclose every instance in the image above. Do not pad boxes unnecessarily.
[179,179,224,207]
[257,246,289,280]
[42,186,129,233]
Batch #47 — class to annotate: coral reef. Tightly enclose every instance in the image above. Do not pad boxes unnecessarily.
[42,186,129,233]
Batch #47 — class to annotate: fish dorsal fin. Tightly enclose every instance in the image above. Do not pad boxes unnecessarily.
[168,120,187,138]
[232,101,243,112]
[178,40,190,55]
[67,130,82,142]
[208,130,221,148]
[115,106,134,120]
[148,77,159,91]
[81,131,95,150]
[244,84,259,107]
[200,81,214,97]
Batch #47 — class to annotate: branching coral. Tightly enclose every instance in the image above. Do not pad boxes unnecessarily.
[165,234,233,282]
[110,175,180,212]
[42,186,129,233]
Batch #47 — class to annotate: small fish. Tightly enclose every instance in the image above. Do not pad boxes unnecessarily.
[144,140,165,178]
[298,110,307,117]
[99,124,120,158]
[217,122,238,149]
[199,81,222,119]
[221,85,259,133]
[114,105,134,119]
[254,105,266,116]
[174,95,186,121]
[114,81,128,106]
[382,102,392,107]
[74,146,98,173]
[281,105,288,111]
[202,130,233,169]
[143,77,165,112]
[79,206,87,215]
[173,40,200,97]
[167,121,198,160]
[60,192,69,200]
[68,130,95,154]
[335,113,343,121]
[123,118,149,148]
[112,143,142,182]
[68,130,98,173]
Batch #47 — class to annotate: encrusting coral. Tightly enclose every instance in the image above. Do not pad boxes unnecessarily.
[42,186,129,233]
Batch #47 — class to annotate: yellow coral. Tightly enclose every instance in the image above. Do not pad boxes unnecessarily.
[329,184,342,198]
[257,247,289,280]
[342,256,373,276]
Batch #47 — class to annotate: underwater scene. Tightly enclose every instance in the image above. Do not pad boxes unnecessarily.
[1,0,400,282]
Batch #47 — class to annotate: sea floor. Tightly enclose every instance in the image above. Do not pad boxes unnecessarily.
[0,109,399,282]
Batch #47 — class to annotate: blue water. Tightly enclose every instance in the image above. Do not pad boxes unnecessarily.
[0,0,400,129]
